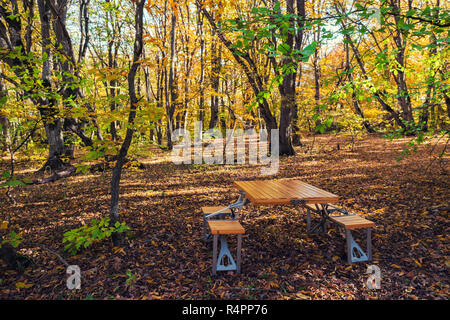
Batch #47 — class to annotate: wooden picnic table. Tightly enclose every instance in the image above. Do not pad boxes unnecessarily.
[230,179,340,234]
[203,179,374,266]
[234,179,339,205]
[205,179,340,232]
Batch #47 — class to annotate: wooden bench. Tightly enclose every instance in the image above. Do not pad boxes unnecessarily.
[329,214,374,264]
[207,220,244,275]
[201,206,232,242]
[303,203,375,264]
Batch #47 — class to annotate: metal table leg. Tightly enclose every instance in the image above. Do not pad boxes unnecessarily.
[204,191,248,242]
[205,191,248,221]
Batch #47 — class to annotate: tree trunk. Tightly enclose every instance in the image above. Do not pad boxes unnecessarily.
[279,96,295,155]
[109,0,145,246]
[312,18,321,129]
[197,6,205,137]
[390,0,413,124]
[209,32,221,129]
[166,12,177,150]
[0,79,10,152]
[0,115,9,152]
[38,0,66,170]
[421,53,435,131]
[276,0,304,155]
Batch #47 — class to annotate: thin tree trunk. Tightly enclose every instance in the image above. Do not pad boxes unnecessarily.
[209,26,221,129]
[197,6,205,139]
[166,12,177,150]
[109,0,145,246]
[0,79,10,152]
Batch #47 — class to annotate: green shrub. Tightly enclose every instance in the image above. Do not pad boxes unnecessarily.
[0,231,23,248]
[63,218,130,255]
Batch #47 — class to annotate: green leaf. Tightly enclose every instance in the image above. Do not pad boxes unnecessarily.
[278,43,291,54]
[300,42,317,61]
[22,177,33,184]
[2,170,10,179]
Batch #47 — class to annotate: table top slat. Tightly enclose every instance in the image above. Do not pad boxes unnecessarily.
[234,179,339,205]
[239,181,274,199]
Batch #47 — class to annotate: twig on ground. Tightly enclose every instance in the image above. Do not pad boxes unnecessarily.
[29,243,70,267]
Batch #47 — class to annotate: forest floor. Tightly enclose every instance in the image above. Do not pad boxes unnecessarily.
[0,133,448,300]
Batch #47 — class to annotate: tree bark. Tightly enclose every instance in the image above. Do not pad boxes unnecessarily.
[0,79,10,152]
[197,5,205,138]
[390,0,413,123]
[38,0,66,170]
[209,36,221,129]
[166,12,177,150]
[276,0,305,155]
[109,0,145,246]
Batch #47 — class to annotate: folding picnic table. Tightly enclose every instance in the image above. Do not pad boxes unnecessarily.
[205,179,340,233]
[204,179,374,266]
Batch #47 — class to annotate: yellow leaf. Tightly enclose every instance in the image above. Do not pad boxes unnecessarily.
[112,247,124,255]
[391,264,402,269]
[0,221,8,230]
[16,282,33,289]
[296,292,310,299]
[414,259,422,267]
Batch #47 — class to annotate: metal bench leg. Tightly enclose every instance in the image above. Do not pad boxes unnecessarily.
[203,214,208,242]
[212,234,241,275]
[212,234,218,275]
[216,235,237,272]
[345,229,369,263]
[345,230,352,264]
[367,228,372,261]
[236,235,242,274]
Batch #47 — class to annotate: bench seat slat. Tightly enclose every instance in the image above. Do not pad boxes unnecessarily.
[201,206,232,214]
[208,220,245,235]
[330,215,374,230]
